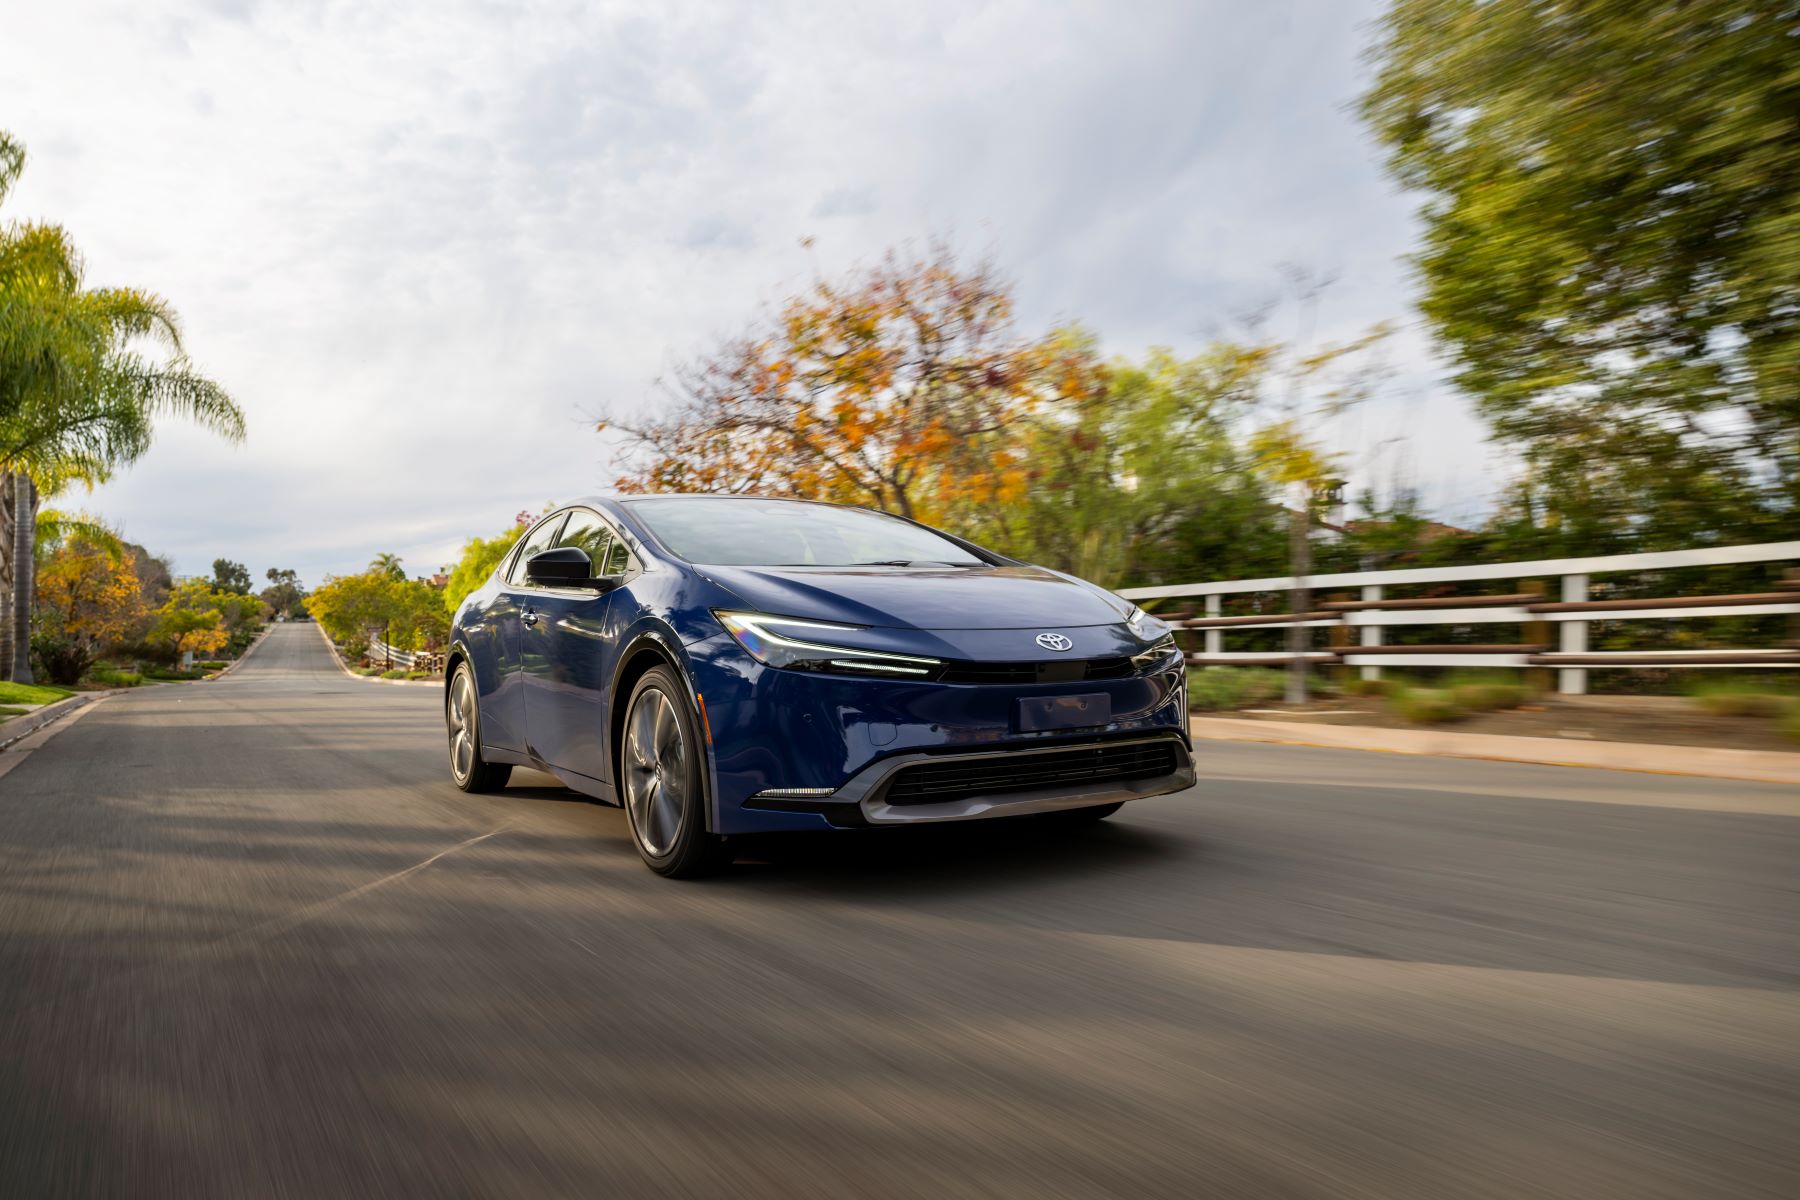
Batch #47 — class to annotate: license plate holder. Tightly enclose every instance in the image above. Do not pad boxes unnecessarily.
[1016,693,1111,732]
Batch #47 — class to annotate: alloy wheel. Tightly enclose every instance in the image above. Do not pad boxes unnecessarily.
[447,668,477,783]
[623,686,687,857]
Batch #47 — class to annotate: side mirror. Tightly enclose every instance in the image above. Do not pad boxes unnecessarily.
[526,546,614,590]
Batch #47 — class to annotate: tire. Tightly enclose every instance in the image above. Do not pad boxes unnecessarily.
[446,662,512,793]
[619,665,731,878]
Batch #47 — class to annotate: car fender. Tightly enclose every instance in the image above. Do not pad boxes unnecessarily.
[608,620,721,833]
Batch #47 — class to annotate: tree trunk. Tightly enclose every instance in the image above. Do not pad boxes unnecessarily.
[0,471,13,683]
[12,473,36,684]
[1285,491,1311,705]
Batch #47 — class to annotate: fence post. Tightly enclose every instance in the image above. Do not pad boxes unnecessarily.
[1204,594,1222,658]
[1359,585,1383,682]
[1558,574,1589,695]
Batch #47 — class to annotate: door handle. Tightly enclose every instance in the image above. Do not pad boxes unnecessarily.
[521,609,539,628]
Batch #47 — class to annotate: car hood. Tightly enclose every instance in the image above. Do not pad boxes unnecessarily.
[697,563,1131,631]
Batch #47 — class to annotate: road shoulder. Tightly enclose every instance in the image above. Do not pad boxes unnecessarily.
[1189,714,1800,785]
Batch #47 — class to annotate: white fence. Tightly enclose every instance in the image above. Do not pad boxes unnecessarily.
[1117,540,1800,695]
[366,638,416,668]
[363,639,448,673]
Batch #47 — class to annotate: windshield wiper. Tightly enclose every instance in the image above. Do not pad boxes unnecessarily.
[850,559,975,567]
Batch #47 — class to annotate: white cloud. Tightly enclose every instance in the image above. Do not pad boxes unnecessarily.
[3,0,1495,585]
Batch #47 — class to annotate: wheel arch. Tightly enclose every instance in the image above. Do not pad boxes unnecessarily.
[609,629,713,831]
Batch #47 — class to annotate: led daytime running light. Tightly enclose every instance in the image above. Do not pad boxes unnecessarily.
[715,611,943,672]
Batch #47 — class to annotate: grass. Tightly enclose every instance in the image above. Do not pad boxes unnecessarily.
[380,668,408,680]
[88,668,144,688]
[0,704,28,718]
[0,680,74,706]
[1388,687,1468,724]
[403,670,433,681]
[1187,667,1287,711]
[1780,704,1800,745]
[1449,682,1533,712]
[352,666,380,677]
[1684,676,1797,719]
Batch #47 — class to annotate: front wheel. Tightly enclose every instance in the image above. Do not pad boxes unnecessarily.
[447,663,511,793]
[620,665,731,878]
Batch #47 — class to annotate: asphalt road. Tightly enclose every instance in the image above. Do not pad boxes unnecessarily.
[2,623,1797,1199]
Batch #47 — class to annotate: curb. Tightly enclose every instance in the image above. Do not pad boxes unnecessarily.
[316,623,441,687]
[211,626,275,678]
[0,690,117,755]
[1189,715,1800,786]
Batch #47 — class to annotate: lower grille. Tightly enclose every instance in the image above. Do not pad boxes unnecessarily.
[935,655,1138,684]
[881,740,1182,806]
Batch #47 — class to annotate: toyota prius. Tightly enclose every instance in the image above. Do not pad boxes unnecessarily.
[446,495,1194,876]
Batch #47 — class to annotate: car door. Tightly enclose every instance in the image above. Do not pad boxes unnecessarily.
[486,511,567,752]
[520,508,634,784]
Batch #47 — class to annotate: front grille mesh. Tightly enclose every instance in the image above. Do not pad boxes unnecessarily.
[881,740,1181,806]
[935,655,1138,684]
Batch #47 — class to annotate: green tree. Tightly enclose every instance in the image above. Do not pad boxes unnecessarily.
[443,524,525,615]
[307,565,449,658]
[1361,1,1800,548]
[210,558,252,595]
[370,552,405,581]
[261,567,304,617]
[0,129,244,682]
[149,580,229,660]
[964,341,1282,587]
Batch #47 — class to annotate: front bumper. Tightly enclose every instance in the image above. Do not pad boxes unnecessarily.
[685,631,1192,833]
[748,733,1196,826]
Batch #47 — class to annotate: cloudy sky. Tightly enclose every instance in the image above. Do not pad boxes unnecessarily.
[5,0,1497,585]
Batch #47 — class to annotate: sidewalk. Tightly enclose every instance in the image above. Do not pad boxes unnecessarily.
[1189,715,1800,785]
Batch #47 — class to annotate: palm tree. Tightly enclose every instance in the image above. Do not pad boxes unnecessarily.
[0,130,244,682]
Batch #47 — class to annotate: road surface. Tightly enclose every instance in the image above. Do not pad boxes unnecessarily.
[2,623,1796,1198]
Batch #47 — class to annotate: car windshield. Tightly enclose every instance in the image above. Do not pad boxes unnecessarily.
[626,498,986,567]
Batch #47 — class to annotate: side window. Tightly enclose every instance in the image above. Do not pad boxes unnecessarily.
[507,513,568,586]
[602,536,632,576]
[556,510,613,568]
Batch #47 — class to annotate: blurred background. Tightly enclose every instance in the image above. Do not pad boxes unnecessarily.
[3,0,1797,716]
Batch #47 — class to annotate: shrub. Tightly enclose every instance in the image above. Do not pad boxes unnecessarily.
[1346,677,1397,697]
[352,666,380,676]
[404,670,432,680]
[1690,690,1790,719]
[1389,687,1467,724]
[89,668,143,688]
[380,668,408,680]
[198,661,229,671]
[1451,682,1532,712]
[1780,704,1800,744]
[1187,667,1287,711]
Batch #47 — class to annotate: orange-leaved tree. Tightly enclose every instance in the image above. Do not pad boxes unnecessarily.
[32,537,147,684]
[604,245,1107,523]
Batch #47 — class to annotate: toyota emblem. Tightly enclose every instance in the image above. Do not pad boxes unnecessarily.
[1035,632,1074,652]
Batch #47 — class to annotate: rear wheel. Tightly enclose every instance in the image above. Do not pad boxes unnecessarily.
[447,663,511,793]
[620,665,731,878]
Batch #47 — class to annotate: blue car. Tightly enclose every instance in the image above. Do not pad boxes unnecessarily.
[446,495,1194,876]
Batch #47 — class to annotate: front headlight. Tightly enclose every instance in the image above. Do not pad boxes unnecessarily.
[714,611,942,677]
[1124,605,1170,643]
